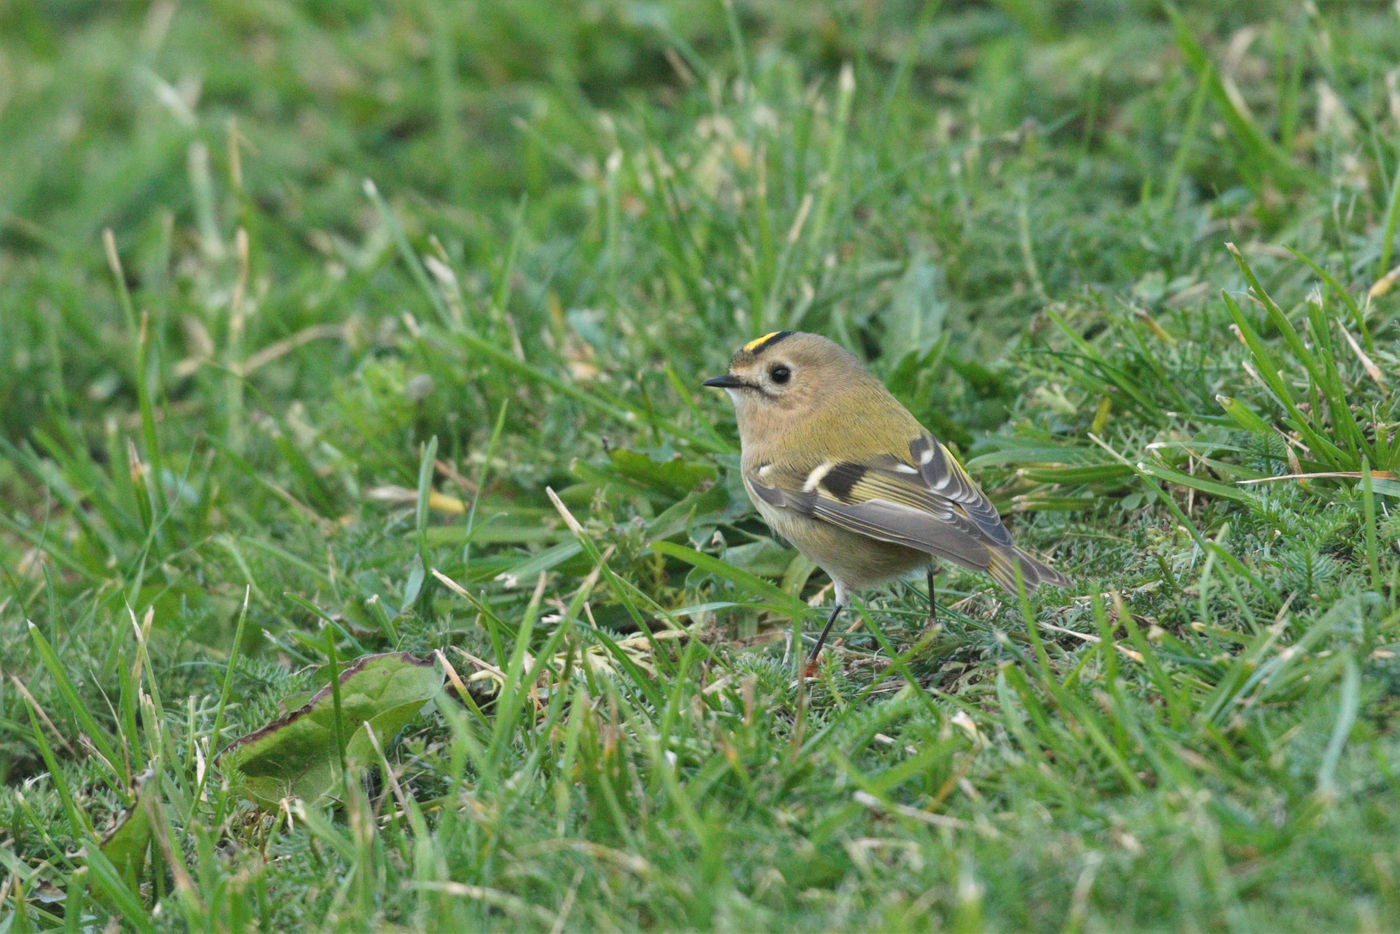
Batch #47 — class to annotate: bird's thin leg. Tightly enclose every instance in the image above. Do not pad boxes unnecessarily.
[926,563,938,627]
[807,597,846,666]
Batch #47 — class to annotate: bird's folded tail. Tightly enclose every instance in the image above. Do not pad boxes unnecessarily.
[985,546,1070,595]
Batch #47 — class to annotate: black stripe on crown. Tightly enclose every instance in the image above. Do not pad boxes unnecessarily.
[743,330,796,356]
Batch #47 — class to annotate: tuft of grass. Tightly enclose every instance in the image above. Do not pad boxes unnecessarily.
[3,2,1399,930]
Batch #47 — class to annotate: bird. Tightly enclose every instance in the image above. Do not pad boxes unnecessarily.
[703,330,1069,667]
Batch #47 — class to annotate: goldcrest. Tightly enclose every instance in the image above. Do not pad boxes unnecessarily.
[704,330,1068,664]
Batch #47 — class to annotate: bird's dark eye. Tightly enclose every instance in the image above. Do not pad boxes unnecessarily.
[770,364,791,384]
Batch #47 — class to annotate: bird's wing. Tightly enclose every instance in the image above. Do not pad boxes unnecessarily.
[744,435,1015,571]
[907,435,1012,546]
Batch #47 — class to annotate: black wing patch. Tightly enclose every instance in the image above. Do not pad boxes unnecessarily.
[819,463,867,502]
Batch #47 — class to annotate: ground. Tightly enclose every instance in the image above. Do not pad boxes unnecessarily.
[1,2,1398,930]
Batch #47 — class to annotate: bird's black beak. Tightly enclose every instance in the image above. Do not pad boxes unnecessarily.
[702,374,747,389]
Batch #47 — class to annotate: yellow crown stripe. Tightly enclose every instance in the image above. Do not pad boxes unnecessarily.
[743,331,783,352]
[743,330,795,354]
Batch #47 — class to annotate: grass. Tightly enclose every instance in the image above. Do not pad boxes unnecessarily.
[2,0,1399,929]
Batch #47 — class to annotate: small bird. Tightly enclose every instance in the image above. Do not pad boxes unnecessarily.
[703,330,1069,667]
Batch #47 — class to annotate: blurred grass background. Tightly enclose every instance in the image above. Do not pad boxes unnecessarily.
[2,0,1399,929]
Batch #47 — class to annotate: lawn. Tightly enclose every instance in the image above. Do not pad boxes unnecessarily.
[2,1,1398,930]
